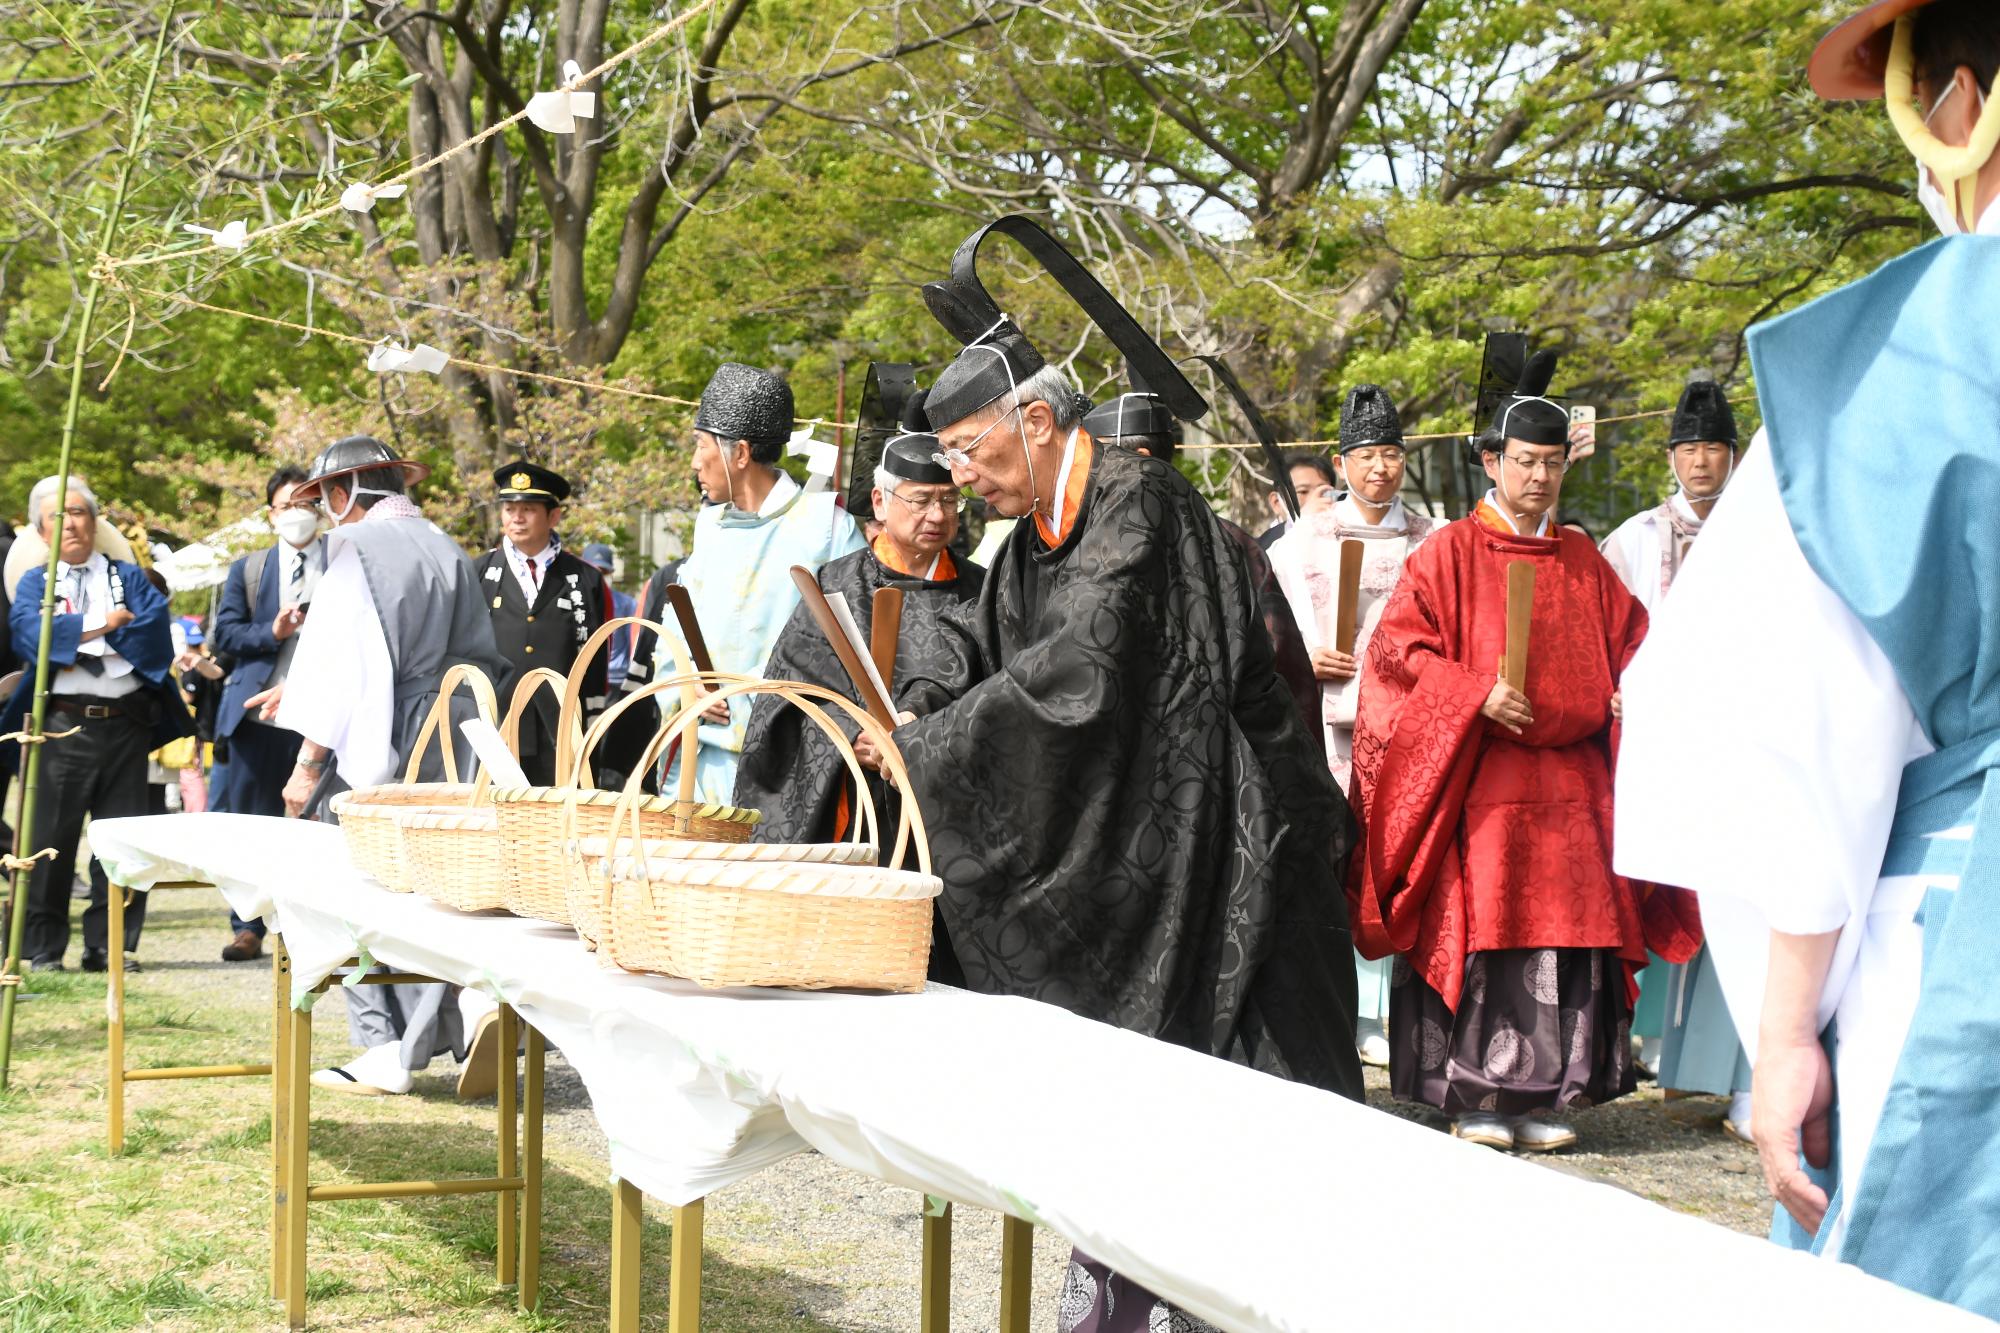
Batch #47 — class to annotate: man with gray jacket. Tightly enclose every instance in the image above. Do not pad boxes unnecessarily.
[250,435,508,1097]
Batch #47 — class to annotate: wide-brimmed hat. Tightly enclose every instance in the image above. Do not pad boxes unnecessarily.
[1809,0,1939,100]
[293,435,429,501]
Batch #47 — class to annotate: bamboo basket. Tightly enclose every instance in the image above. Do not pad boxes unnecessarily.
[329,664,498,891]
[491,665,586,922]
[401,806,509,911]
[488,615,765,930]
[599,677,939,992]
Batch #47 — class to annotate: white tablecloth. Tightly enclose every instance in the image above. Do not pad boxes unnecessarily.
[90,814,1982,1332]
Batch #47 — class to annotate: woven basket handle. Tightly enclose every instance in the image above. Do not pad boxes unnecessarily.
[592,673,926,958]
[556,615,684,785]
[399,663,500,800]
[565,619,700,791]
[500,667,576,785]
[644,674,928,874]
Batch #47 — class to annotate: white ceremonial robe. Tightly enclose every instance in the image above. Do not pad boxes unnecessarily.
[1600,490,1703,616]
[1615,437,1957,1255]
[1268,495,1428,784]
[276,533,397,788]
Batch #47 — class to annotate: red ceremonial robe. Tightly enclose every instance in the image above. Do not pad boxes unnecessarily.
[1347,506,1700,1012]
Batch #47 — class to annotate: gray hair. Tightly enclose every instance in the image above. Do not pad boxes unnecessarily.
[961,363,1087,434]
[873,466,903,499]
[28,474,98,533]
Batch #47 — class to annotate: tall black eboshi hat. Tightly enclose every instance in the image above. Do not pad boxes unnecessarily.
[1666,373,1740,448]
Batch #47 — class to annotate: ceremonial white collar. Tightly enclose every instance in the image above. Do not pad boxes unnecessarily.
[1335,494,1405,532]
[1480,489,1551,537]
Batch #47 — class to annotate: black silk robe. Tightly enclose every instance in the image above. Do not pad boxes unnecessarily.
[736,545,985,849]
[896,444,1364,1099]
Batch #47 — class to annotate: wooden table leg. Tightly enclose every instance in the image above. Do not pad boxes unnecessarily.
[520,1023,544,1311]
[669,1199,703,1333]
[284,982,313,1329]
[270,936,291,1302]
[998,1216,1033,1333]
[496,1003,519,1288]
[610,1178,643,1333]
[107,885,125,1156]
[921,1200,952,1333]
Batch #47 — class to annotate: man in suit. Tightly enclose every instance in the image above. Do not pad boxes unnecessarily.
[208,463,325,960]
[471,462,610,786]
[3,475,192,971]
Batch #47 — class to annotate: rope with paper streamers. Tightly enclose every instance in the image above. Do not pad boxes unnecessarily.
[101,0,726,275]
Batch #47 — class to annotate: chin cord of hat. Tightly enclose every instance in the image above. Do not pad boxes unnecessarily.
[967,344,1044,518]
[1887,15,2000,230]
[1676,447,1736,510]
[327,482,396,523]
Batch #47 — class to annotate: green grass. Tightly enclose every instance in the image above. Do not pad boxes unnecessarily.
[0,896,864,1331]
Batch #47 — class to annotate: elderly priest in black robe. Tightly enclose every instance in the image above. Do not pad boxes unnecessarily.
[860,218,1362,1330]
[735,421,984,981]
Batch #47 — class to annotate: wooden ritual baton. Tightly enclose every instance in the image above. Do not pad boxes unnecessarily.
[1334,540,1364,656]
[1503,560,1536,692]
[789,566,897,728]
[871,586,904,697]
[663,584,715,675]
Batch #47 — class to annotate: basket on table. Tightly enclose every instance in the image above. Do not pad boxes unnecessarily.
[555,662,792,948]
[597,677,940,993]
[328,664,497,892]
[486,616,761,932]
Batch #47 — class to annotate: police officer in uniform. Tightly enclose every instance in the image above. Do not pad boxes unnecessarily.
[471,461,611,785]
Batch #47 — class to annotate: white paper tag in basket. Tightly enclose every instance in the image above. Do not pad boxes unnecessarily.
[460,718,531,789]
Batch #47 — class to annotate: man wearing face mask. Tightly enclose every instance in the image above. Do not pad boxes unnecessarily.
[208,464,327,961]
[1616,2,2000,1311]
[250,435,508,1098]
[1268,385,1436,1068]
[1601,375,1755,1140]
[659,363,862,803]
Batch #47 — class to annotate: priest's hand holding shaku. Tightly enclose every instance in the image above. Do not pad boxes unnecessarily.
[1481,658,1534,735]
[852,711,918,776]
[1310,648,1358,682]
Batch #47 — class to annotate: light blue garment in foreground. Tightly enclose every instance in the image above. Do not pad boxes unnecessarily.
[1751,235,2000,1316]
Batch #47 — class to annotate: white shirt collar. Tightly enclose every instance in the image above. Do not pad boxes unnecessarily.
[757,470,801,517]
[1334,494,1406,532]
[506,538,558,569]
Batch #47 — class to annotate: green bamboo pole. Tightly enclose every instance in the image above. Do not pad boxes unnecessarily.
[0,5,177,1088]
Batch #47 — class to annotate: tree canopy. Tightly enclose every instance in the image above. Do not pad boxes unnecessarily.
[0,0,1919,558]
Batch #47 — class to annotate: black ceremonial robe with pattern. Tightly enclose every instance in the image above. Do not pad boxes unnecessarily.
[895,443,1364,1099]
[735,544,985,985]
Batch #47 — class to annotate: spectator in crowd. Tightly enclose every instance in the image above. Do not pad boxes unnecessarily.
[1257,451,1339,548]
[581,543,636,691]
[253,436,508,1098]
[1,476,192,972]
[1268,385,1436,1068]
[471,462,610,786]
[208,463,325,961]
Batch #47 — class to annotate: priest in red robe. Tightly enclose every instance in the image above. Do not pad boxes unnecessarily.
[1347,350,1700,1153]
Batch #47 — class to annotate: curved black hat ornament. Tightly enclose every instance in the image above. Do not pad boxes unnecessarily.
[921,215,1210,429]
[847,362,919,519]
[1193,354,1298,521]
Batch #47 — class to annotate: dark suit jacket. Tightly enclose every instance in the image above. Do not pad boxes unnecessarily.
[1,558,194,766]
[211,543,320,740]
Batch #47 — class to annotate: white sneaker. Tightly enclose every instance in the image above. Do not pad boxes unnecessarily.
[1451,1114,1514,1151]
[1358,1033,1391,1068]
[310,1041,414,1096]
[1724,1091,1755,1144]
[1512,1118,1578,1152]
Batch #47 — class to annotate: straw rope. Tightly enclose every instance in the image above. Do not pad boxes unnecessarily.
[102,0,727,275]
[0,848,57,873]
[0,727,80,747]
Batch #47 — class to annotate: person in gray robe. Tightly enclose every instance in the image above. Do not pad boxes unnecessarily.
[257,435,510,1097]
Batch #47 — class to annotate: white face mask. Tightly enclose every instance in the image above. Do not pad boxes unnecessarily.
[1914,83,2000,236]
[272,508,321,547]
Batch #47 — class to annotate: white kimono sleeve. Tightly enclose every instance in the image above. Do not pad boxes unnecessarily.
[275,539,399,789]
[1615,435,1929,1049]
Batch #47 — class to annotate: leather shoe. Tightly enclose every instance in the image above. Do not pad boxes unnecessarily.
[221,929,264,962]
[27,955,63,973]
[80,948,107,973]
